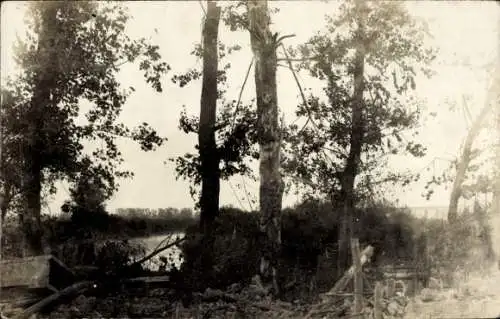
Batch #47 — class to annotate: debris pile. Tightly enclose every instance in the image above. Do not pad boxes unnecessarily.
[304,284,410,319]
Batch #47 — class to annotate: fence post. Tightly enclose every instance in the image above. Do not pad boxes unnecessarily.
[412,238,418,296]
[387,278,395,298]
[351,238,363,316]
[374,281,384,319]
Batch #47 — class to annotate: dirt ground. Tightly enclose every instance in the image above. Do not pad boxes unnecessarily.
[404,265,500,319]
[3,264,500,318]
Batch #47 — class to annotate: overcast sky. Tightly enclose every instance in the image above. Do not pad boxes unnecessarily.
[1,1,499,215]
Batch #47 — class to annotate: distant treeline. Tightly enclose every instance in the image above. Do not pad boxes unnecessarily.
[116,207,197,219]
[113,207,198,236]
[2,206,199,258]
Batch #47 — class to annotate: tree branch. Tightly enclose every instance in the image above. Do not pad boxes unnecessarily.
[280,44,321,134]
[129,236,186,268]
[276,56,322,62]
[229,58,254,134]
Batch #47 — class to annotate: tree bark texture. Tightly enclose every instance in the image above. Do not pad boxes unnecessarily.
[20,3,61,256]
[0,104,3,222]
[447,96,495,223]
[247,0,284,294]
[198,0,221,280]
[198,0,221,235]
[337,0,367,279]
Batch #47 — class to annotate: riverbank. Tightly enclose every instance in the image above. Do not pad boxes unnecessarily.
[131,232,185,271]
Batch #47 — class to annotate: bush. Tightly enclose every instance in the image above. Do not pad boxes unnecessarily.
[423,201,496,286]
[178,200,420,300]
[177,207,261,293]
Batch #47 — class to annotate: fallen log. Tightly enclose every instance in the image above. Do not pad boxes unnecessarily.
[118,275,171,290]
[9,296,41,309]
[13,281,95,319]
[123,275,170,284]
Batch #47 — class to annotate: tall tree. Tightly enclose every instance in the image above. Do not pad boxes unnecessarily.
[171,23,258,206]
[198,0,222,235]
[282,0,435,275]
[337,0,368,274]
[171,2,283,211]
[198,0,222,277]
[447,95,496,223]
[247,0,284,294]
[2,1,168,255]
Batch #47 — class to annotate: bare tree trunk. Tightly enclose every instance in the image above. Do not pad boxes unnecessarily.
[447,97,494,223]
[247,0,284,294]
[337,0,367,279]
[199,1,221,235]
[198,0,221,279]
[0,94,3,261]
[0,113,4,222]
[1,187,11,221]
[21,154,43,256]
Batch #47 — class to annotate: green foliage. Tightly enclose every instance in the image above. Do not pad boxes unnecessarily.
[0,1,169,216]
[282,0,437,201]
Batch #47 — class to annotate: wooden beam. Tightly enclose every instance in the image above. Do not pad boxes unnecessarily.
[13,281,94,319]
[351,238,363,316]
[324,245,374,297]
[373,281,384,319]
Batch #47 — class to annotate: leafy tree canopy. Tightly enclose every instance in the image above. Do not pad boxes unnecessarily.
[0,1,169,215]
[282,0,437,202]
[170,40,259,204]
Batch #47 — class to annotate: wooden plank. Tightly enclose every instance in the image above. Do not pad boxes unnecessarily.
[0,255,50,289]
[386,278,395,298]
[373,281,384,319]
[121,275,171,289]
[0,255,74,291]
[14,281,94,319]
[124,276,170,284]
[351,238,363,315]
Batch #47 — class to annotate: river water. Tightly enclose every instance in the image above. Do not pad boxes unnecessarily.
[131,232,185,271]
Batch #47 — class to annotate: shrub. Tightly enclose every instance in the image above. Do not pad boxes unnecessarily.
[178,207,261,292]
[423,201,496,286]
[178,200,420,300]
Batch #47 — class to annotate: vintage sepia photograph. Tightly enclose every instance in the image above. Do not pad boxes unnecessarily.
[0,0,499,318]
